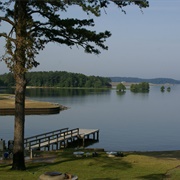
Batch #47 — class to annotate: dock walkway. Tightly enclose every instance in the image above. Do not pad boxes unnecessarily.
[24,128,99,151]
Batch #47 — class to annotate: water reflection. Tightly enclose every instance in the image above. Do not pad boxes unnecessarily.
[1,86,180,151]
[26,88,111,97]
[116,91,126,96]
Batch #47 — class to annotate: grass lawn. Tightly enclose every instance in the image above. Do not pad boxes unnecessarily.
[0,150,180,180]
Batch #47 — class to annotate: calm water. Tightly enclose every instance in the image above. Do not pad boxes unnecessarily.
[0,85,180,151]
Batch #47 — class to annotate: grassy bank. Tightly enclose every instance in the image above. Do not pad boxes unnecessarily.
[0,149,180,179]
[0,94,59,109]
[0,94,67,115]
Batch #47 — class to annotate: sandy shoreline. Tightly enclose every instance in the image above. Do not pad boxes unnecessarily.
[0,94,67,115]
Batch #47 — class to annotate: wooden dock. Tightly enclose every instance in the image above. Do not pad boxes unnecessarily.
[24,128,99,151]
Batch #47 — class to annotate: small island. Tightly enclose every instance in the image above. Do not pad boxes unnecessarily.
[0,94,67,115]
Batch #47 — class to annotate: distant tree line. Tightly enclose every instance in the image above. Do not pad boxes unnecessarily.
[0,79,5,86]
[130,82,150,93]
[0,71,111,88]
[110,77,180,84]
[0,73,15,86]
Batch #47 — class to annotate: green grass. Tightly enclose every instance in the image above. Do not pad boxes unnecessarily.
[0,150,180,180]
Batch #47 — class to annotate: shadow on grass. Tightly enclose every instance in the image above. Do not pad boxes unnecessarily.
[26,157,76,170]
[26,152,133,172]
[97,158,132,170]
[0,157,13,169]
[137,173,166,180]
[0,163,12,169]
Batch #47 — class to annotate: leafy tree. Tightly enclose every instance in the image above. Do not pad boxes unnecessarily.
[141,82,149,91]
[167,86,171,92]
[0,78,4,86]
[0,73,15,86]
[116,83,126,92]
[161,86,165,92]
[94,79,102,88]
[130,82,149,92]
[85,79,92,87]
[130,84,139,92]
[0,0,149,170]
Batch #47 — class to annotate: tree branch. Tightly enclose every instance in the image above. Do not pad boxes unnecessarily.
[0,16,14,26]
[28,10,52,20]
[0,32,16,43]
[0,32,7,38]
[28,22,52,34]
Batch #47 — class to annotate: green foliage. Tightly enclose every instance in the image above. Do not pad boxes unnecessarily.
[130,82,149,93]
[161,86,165,92]
[0,71,111,88]
[116,83,126,92]
[167,87,171,92]
[161,86,171,92]
[0,73,15,86]
[0,79,5,86]
[0,0,149,73]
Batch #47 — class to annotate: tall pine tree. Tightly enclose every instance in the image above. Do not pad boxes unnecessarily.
[0,0,149,170]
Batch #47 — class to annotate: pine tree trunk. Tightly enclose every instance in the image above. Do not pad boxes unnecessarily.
[11,0,27,170]
[12,74,26,170]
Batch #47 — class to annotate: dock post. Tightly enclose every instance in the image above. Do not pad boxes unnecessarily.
[56,142,58,150]
[38,139,41,150]
[82,135,85,147]
[30,149,33,159]
[97,131,99,140]
[93,133,95,140]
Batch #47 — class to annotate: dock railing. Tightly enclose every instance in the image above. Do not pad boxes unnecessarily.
[24,128,80,150]
[24,127,69,150]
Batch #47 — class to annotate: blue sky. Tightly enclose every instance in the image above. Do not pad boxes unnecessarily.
[0,0,180,79]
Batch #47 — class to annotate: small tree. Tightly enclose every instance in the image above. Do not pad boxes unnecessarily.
[116,83,126,92]
[161,86,165,92]
[0,0,149,170]
[141,82,150,91]
[130,84,139,92]
[167,87,171,92]
[130,82,149,93]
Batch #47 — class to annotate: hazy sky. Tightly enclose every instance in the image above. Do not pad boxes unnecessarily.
[0,0,180,79]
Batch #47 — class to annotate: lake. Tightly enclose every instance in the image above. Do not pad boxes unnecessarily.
[0,85,180,152]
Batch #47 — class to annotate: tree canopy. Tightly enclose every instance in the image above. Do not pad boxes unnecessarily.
[0,0,148,73]
[116,83,126,92]
[0,71,112,88]
[0,0,149,170]
[130,82,150,93]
